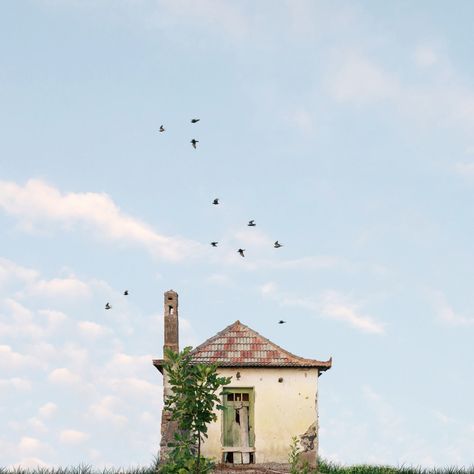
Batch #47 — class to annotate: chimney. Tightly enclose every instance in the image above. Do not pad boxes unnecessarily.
[160,290,180,459]
[163,289,179,357]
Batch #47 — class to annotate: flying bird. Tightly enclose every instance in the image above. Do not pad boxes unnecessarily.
[123,290,129,296]
[278,320,286,324]
[248,220,256,227]
[191,118,200,123]
[159,125,165,133]
[190,139,199,149]
[105,303,112,310]
[212,198,219,205]
[211,242,218,247]
[274,241,283,248]
[238,248,245,257]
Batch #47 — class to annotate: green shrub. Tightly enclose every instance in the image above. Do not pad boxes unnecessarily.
[158,347,231,474]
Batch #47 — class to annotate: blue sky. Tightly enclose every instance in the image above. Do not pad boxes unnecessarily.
[1,0,474,468]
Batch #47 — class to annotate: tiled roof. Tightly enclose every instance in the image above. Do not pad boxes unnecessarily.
[153,320,332,372]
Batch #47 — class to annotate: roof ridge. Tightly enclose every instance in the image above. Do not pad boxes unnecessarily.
[189,320,331,368]
[189,320,242,356]
[236,320,324,365]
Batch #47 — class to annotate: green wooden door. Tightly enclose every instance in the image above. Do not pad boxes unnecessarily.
[222,388,255,464]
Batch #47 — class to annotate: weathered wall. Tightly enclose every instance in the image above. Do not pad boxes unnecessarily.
[201,367,318,465]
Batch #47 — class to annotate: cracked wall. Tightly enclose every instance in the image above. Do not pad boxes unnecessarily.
[202,367,319,465]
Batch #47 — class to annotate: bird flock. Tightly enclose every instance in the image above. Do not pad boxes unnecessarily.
[159,117,284,256]
[105,117,286,324]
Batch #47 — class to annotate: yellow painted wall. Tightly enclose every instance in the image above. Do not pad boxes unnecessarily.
[201,367,318,464]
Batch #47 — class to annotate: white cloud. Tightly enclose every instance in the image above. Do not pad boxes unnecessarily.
[18,436,42,454]
[0,299,46,340]
[260,281,277,295]
[316,290,385,334]
[88,396,128,427]
[285,106,315,134]
[454,161,474,177]
[4,298,32,321]
[27,417,48,433]
[77,320,110,338]
[59,429,90,445]
[0,179,202,261]
[29,342,58,363]
[105,352,153,371]
[327,53,399,104]
[233,228,273,248]
[140,411,158,424]
[0,258,38,288]
[0,345,38,371]
[38,402,58,419]
[206,273,233,287]
[28,276,92,300]
[108,377,158,399]
[438,303,474,326]
[48,367,82,386]
[433,410,455,424]
[326,48,474,134]
[0,299,65,340]
[0,377,32,391]
[38,309,68,328]
[430,291,474,326]
[7,457,51,469]
[414,45,438,67]
[263,286,385,334]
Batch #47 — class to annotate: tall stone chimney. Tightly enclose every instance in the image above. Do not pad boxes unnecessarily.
[163,289,179,356]
[160,289,179,460]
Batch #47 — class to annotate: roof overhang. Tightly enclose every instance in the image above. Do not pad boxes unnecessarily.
[152,357,332,375]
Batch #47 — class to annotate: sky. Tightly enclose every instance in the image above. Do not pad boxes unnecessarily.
[1,0,474,468]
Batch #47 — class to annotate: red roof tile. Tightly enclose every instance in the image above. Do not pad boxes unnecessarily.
[153,320,332,372]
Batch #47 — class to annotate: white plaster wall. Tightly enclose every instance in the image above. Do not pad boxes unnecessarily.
[201,367,318,464]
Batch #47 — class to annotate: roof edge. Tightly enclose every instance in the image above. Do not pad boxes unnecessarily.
[152,357,332,372]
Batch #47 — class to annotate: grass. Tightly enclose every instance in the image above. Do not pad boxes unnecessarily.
[0,455,160,474]
[1,459,474,474]
[0,468,157,474]
[318,459,474,474]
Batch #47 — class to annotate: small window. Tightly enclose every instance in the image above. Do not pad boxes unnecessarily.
[235,393,241,401]
[168,296,173,301]
[227,393,234,401]
[168,305,174,315]
[242,393,249,401]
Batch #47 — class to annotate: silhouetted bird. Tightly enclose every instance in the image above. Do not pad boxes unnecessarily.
[212,198,219,205]
[274,241,283,248]
[105,303,111,310]
[124,290,129,296]
[190,139,199,149]
[159,125,165,132]
[248,220,256,227]
[238,248,245,257]
[211,242,218,247]
[191,118,200,123]
[278,320,286,324]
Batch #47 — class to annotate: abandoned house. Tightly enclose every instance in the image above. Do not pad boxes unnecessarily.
[153,289,332,467]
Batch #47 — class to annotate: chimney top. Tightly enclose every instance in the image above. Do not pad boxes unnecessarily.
[164,290,179,354]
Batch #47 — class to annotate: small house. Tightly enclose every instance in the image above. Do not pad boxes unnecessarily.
[153,290,332,468]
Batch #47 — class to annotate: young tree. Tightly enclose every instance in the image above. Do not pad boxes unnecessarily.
[160,346,232,474]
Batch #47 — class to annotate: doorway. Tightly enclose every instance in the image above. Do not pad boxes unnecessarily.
[222,388,255,464]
